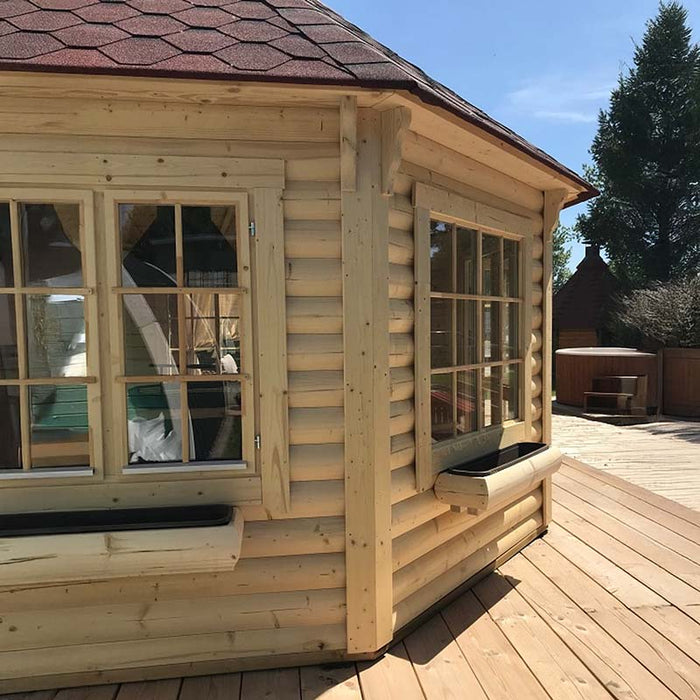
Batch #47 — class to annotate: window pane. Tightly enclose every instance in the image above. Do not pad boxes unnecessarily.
[188,381,242,462]
[456,370,477,436]
[0,202,13,286]
[456,300,477,366]
[430,220,452,293]
[183,206,238,288]
[30,384,89,468]
[482,234,501,296]
[127,383,182,464]
[431,373,454,442]
[483,366,502,428]
[483,301,501,362]
[185,294,241,375]
[504,303,519,360]
[120,205,176,287]
[504,239,519,298]
[0,294,18,379]
[431,298,453,369]
[26,294,86,378]
[456,227,477,294]
[503,365,520,422]
[123,294,180,376]
[0,385,21,469]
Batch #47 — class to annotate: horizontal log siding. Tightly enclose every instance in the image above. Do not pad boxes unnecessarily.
[0,96,349,687]
[391,134,547,622]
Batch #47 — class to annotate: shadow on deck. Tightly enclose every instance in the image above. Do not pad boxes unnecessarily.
[3,457,700,700]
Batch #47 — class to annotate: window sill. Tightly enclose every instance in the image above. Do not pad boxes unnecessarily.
[0,468,94,481]
[0,507,244,588]
[434,445,561,513]
[123,461,248,476]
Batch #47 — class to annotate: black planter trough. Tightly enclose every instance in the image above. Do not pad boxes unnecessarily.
[0,504,233,538]
[447,442,548,477]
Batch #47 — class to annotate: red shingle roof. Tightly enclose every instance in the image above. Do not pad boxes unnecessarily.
[0,0,597,201]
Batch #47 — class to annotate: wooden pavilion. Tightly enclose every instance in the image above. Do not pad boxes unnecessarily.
[0,0,596,691]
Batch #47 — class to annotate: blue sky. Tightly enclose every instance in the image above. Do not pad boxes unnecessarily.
[330,0,700,269]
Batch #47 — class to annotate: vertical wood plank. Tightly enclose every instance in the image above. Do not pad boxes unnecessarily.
[413,205,432,492]
[542,190,567,526]
[541,190,567,446]
[522,234,533,440]
[342,107,393,653]
[381,107,411,196]
[340,96,357,194]
[254,187,290,515]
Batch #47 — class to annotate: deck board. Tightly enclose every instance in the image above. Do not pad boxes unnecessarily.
[3,457,700,699]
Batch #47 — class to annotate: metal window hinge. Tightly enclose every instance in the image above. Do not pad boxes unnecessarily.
[254,434,261,450]
[249,222,256,237]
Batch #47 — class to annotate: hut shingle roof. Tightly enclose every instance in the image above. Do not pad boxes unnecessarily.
[0,0,596,202]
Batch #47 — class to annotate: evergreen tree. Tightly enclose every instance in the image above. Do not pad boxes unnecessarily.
[577,2,700,287]
[553,224,573,294]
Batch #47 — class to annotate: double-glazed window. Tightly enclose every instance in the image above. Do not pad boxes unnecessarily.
[0,190,253,484]
[113,198,249,469]
[429,220,522,443]
[0,193,100,474]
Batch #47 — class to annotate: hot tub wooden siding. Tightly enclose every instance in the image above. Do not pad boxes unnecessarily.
[0,74,579,692]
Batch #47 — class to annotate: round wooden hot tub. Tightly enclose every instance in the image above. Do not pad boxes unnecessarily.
[555,347,658,408]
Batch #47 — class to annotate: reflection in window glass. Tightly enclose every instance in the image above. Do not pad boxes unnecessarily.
[30,384,89,468]
[123,294,179,376]
[430,220,452,293]
[188,382,242,462]
[185,294,241,375]
[20,203,83,287]
[183,206,238,288]
[456,370,477,436]
[456,227,477,294]
[503,365,520,422]
[456,300,477,366]
[127,383,182,464]
[504,239,519,297]
[0,203,13,286]
[431,373,454,442]
[483,366,502,428]
[482,234,501,296]
[431,298,453,369]
[483,302,501,362]
[0,295,18,379]
[26,294,86,379]
[504,303,519,360]
[0,385,21,469]
[120,205,176,287]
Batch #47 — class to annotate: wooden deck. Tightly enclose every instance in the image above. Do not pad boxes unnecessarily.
[553,412,700,510]
[3,457,700,700]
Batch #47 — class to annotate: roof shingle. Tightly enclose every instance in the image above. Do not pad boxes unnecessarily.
[0,0,596,200]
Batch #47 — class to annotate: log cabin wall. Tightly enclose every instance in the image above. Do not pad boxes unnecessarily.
[0,88,349,691]
[388,129,550,629]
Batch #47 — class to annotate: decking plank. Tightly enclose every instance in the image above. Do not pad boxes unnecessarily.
[441,590,549,700]
[500,554,677,700]
[553,484,700,591]
[357,643,425,700]
[115,680,180,700]
[54,688,118,700]
[550,505,700,608]
[403,615,487,700]
[555,471,700,561]
[560,462,700,542]
[178,674,241,700]
[240,668,300,700]
[523,538,700,699]
[300,664,362,699]
[472,570,612,700]
[562,456,700,526]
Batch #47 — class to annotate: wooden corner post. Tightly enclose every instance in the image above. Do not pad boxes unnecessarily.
[542,189,567,527]
[342,103,393,653]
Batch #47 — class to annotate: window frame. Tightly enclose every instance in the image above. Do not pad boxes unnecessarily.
[414,183,535,491]
[103,189,256,481]
[0,188,103,483]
